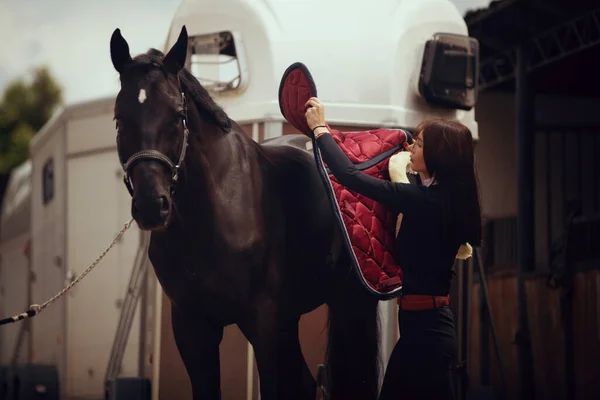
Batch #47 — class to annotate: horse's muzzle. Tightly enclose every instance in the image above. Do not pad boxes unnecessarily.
[132,194,171,230]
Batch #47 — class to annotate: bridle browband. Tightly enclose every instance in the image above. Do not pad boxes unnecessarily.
[120,90,190,197]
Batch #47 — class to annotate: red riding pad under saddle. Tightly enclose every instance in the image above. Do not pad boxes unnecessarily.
[278,62,411,299]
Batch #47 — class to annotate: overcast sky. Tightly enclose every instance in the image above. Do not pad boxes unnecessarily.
[0,0,491,105]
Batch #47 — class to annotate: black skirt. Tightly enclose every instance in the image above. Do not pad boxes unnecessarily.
[379,307,457,400]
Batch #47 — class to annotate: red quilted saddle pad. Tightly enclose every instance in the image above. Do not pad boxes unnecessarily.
[278,62,409,299]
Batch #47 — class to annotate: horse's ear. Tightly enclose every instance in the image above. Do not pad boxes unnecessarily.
[163,26,188,74]
[110,28,132,74]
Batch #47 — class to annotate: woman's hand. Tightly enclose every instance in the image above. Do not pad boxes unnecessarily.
[305,97,329,137]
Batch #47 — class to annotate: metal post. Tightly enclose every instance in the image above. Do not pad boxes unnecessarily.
[475,248,507,397]
[479,281,490,386]
[138,230,150,378]
[562,289,575,400]
[452,260,464,400]
[465,256,474,387]
[515,44,536,400]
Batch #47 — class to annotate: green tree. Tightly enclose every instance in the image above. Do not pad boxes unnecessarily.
[0,66,63,174]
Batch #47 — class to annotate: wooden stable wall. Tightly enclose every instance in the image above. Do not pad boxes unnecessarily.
[468,269,600,399]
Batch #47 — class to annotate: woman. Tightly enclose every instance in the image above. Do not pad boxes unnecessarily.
[305,97,482,399]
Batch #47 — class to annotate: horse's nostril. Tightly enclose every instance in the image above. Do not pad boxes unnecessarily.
[132,199,139,213]
[159,196,169,212]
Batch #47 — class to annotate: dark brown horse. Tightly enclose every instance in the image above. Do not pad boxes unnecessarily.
[110,26,380,400]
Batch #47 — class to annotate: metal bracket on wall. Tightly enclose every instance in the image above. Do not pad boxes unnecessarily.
[479,7,600,91]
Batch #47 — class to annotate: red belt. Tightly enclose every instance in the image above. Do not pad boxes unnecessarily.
[397,294,450,311]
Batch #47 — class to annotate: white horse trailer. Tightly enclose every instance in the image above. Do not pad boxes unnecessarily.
[17,96,146,400]
[150,0,479,398]
[0,160,33,376]
[0,161,64,399]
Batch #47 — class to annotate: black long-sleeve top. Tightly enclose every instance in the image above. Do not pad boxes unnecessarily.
[316,133,459,296]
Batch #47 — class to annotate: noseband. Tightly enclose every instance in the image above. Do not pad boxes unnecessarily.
[120,91,190,197]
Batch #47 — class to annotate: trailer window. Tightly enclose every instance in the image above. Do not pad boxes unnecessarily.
[42,158,54,205]
[185,31,246,93]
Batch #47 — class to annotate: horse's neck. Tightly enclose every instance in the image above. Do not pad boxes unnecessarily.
[176,126,235,213]
[172,124,267,251]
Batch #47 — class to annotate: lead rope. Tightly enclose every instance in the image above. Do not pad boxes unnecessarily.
[0,218,135,326]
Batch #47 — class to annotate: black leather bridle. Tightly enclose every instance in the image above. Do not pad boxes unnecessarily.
[120,91,190,197]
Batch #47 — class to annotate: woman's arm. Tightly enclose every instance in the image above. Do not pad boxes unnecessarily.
[305,96,427,211]
[315,132,425,212]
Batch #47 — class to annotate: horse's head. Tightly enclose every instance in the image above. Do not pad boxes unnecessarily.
[110,26,189,230]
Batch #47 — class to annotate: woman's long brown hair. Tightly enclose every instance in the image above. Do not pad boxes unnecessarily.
[416,118,483,247]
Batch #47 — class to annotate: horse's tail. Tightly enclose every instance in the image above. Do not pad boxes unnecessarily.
[324,278,381,400]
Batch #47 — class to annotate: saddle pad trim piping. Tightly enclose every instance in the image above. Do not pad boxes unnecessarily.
[278,61,318,136]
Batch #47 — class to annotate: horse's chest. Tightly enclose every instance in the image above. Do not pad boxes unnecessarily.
[150,250,251,322]
[161,270,223,305]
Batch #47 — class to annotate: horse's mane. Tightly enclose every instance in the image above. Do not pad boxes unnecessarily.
[132,49,232,132]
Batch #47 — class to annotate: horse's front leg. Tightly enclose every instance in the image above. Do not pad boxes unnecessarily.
[240,305,316,400]
[171,304,224,400]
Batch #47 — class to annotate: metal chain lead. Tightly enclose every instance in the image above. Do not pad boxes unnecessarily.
[0,218,134,325]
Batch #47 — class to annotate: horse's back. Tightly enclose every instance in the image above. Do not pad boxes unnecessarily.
[260,133,312,154]
[258,135,322,203]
